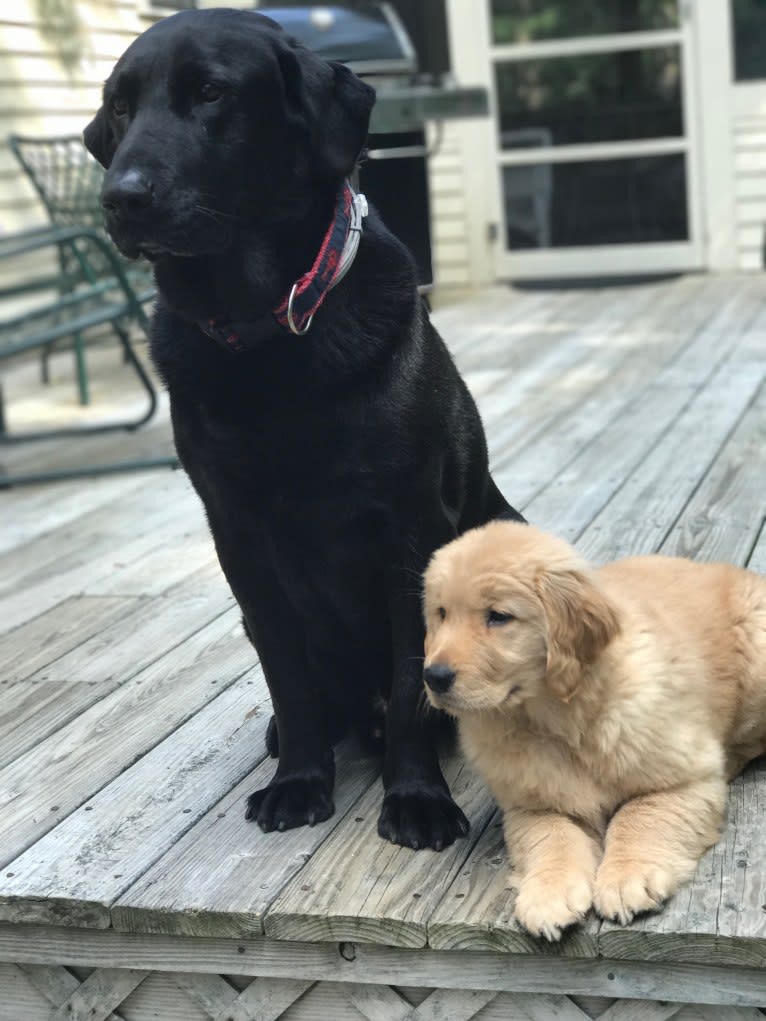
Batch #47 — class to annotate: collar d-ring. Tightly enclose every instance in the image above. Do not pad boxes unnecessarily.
[286,283,314,335]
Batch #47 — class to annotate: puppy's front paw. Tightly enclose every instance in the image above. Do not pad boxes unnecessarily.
[594,863,674,925]
[246,774,334,832]
[377,786,469,851]
[514,874,593,942]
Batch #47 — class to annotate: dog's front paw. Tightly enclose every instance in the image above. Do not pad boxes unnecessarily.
[377,786,469,851]
[513,873,593,942]
[594,863,674,925]
[245,773,334,832]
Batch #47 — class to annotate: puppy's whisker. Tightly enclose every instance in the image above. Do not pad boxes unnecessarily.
[415,688,437,718]
[401,565,425,581]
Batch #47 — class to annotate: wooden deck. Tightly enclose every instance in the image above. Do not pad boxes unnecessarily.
[1,273,766,1020]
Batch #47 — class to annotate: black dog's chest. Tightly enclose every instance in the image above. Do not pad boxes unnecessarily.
[174,392,396,638]
[188,396,385,516]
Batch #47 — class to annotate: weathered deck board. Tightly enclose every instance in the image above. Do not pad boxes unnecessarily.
[0,608,252,864]
[502,276,763,521]
[4,925,766,1007]
[0,470,164,557]
[659,383,766,564]
[0,667,269,927]
[0,564,233,769]
[111,741,380,938]
[479,280,681,466]
[0,595,132,683]
[748,525,766,573]
[0,475,209,633]
[263,759,497,948]
[485,274,720,474]
[518,281,763,535]
[576,321,766,562]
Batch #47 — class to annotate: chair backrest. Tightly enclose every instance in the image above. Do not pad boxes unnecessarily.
[9,134,106,232]
[8,134,153,293]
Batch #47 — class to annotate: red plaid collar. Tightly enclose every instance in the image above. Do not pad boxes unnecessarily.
[200,181,367,354]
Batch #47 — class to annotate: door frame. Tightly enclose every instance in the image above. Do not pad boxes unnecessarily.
[446,0,738,281]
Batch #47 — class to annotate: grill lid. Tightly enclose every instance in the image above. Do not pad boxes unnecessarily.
[257,3,417,75]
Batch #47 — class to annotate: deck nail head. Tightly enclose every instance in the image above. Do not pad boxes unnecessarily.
[339,941,356,962]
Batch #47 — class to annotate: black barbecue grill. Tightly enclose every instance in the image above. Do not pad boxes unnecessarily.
[256,2,489,290]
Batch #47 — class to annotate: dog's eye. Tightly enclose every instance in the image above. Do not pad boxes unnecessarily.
[438,607,446,621]
[200,83,224,103]
[487,609,514,627]
[110,95,128,117]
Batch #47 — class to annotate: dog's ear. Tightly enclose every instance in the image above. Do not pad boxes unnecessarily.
[535,566,619,701]
[320,61,375,178]
[278,45,375,180]
[83,105,116,169]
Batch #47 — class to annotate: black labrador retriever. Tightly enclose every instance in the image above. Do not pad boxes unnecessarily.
[84,8,524,850]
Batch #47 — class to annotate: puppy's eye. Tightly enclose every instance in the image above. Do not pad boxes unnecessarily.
[487,609,514,627]
[110,96,128,117]
[438,607,446,621]
[200,82,224,103]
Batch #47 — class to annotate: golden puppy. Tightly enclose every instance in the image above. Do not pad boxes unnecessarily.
[423,521,766,941]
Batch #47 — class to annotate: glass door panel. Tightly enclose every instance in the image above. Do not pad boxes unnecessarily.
[495,46,683,148]
[487,1,701,278]
[491,0,679,44]
[502,153,688,250]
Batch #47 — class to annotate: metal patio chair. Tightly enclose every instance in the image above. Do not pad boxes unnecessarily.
[0,136,177,486]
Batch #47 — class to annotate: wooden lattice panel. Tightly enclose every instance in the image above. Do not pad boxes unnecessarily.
[3,965,765,1021]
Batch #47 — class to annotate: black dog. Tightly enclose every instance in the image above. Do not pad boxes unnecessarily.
[84,8,523,850]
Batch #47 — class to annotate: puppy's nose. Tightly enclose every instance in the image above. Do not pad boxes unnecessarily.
[424,663,455,694]
[101,169,154,215]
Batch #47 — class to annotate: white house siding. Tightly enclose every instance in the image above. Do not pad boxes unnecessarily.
[429,122,473,292]
[733,107,766,271]
[0,0,143,237]
[0,0,144,303]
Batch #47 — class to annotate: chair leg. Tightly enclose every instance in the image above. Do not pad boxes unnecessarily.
[109,321,159,430]
[73,331,90,405]
[0,457,179,488]
[40,343,53,384]
[1,321,161,442]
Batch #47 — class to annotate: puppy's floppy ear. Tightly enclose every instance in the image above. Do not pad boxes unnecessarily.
[535,566,619,702]
[83,106,116,169]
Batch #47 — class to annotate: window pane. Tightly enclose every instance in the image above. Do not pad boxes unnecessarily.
[502,155,688,248]
[731,0,766,81]
[491,1,679,45]
[496,48,683,149]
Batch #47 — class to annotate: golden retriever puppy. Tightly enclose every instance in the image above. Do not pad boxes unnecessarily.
[423,521,766,941]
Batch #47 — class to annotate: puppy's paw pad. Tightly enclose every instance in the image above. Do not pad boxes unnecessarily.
[514,875,593,942]
[377,788,469,851]
[594,866,673,925]
[246,774,334,833]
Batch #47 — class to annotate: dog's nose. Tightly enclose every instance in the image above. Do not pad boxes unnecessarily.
[424,663,456,694]
[101,170,154,215]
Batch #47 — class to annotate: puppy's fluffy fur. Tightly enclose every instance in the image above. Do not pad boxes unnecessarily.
[423,522,766,940]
